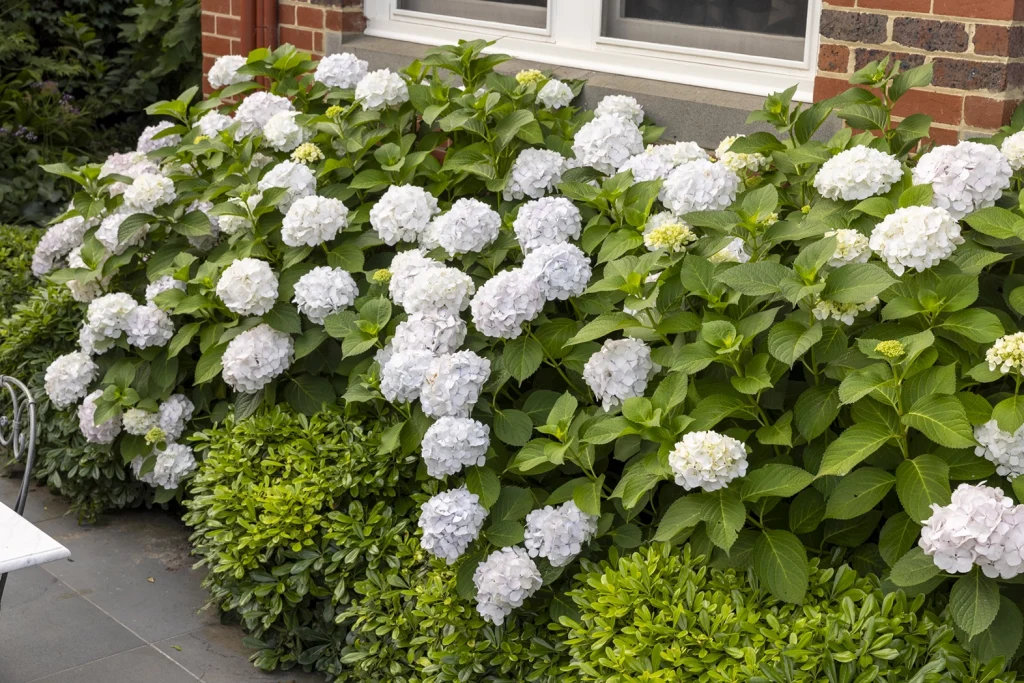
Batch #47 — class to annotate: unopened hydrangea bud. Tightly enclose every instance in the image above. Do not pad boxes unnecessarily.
[516,69,545,86]
[987,332,1024,374]
[421,417,490,478]
[325,105,344,118]
[875,340,905,359]
[145,427,167,445]
[524,500,598,567]
[668,430,748,492]
[418,487,488,564]
[643,213,696,253]
[193,135,209,144]
[291,142,324,164]
[583,338,655,411]
[373,269,392,284]
[811,296,879,326]
[473,547,543,625]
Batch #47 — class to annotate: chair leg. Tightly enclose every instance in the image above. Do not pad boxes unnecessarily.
[0,571,8,611]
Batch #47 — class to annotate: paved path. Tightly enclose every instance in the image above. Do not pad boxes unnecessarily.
[0,476,324,683]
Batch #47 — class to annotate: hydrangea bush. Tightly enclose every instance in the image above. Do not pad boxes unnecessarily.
[29,42,1024,663]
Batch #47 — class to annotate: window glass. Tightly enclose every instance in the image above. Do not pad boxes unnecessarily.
[398,0,548,29]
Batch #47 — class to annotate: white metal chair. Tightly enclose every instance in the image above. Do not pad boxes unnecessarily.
[0,375,38,608]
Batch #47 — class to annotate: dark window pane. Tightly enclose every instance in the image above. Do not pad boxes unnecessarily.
[398,0,548,28]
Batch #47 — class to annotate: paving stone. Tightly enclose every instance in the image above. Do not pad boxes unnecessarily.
[29,646,196,683]
[1,472,71,524]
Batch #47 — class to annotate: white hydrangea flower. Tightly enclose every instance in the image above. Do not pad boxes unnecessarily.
[262,111,310,152]
[420,351,491,418]
[96,210,149,255]
[912,141,1012,220]
[811,296,879,326]
[418,487,488,564]
[708,237,750,264]
[513,197,582,253]
[195,111,234,138]
[44,352,98,409]
[814,146,903,201]
[987,332,1024,374]
[391,310,466,355]
[619,150,677,184]
[86,293,138,339]
[536,79,573,109]
[292,266,358,324]
[31,215,91,277]
[249,153,274,170]
[524,500,598,567]
[132,443,197,490]
[826,229,871,267]
[647,141,709,167]
[281,195,349,247]
[422,198,500,256]
[473,546,543,625]
[215,258,279,316]
[715,135,768,174]
[421,417,489,478]
[126,304,174,349]
[123,408,160,437]
[868,205,962,276]
[668,430,749,492]
[207,54,249,89]
[313,52,368,88]
[221,324,293,393]
[595,94,644,125]
[355,69,409,111]
[101,151,159,197]
[123,173,175,214]
[1001,131,1024,171]
[470,269,545,339]
[504,148,567,201]
[234,91,295,139]
[257,161,316,211]
[381,349,435,403]
[643,212,696,253]
[157,394,194,443]
[369,185,439,246]
[523,242,592,301]
[662,159,740,215]
[402,267,475,315]
[217,194,261,236]
[583,338,654,411]
[137,121,180,154]
[920,482,1024,579]
[146,276,186,305]
[572,115,644,175]
[64,246,104,303]
[975,420,1024,479]
[78,390,121,444]
[388,249,444,307]
[78,323,113,357]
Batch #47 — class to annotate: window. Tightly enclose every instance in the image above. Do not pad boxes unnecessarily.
[364,0,820,100]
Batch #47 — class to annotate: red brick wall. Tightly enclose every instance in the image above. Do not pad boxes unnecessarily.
[201,0,366,92]
[815,0,1024,142]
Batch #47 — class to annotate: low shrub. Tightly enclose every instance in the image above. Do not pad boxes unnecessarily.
[0,225,42,316]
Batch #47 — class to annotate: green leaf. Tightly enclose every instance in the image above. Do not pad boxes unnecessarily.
[950,569,1001,637]
[283,375,336,415]
[898,183,934,208]
[503,336,544,382]
[490,486,534,523]
[889,547,941,587]
[794,385,840,440]
[263,302,302,334]
[895,455,951,523]
[573,476,603,517]
[879,512,921,567]
[715,262,792,296]
[817,423,893,477]
[889,62,934,101]
[195,343,227,384]
[486,521,525,547]
[967,597,1024,662]
[465,466,501,508]
[902,394,976,449]
[755,411,793,447]
[581,416,633,445]
[937,309,1004,343]
[494,409,533,446]
[767,321,822,365]
[964,206,1024,239]
[994,395,1024,433]
[654,495,704,542]
[822,263,896,304]
[838,363,894,404]
[824,467,895,520]
[700,488,745,551]
[564,312,635,345]
[741,464,813,501]
[753,530,809,604]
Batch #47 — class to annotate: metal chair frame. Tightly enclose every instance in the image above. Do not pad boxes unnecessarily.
[0,375,38,608]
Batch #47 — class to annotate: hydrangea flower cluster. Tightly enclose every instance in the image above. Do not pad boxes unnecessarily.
[234,91,295,138]
[811,296,880,325]
[974,420,1024,479]
[370,185,439,245]
[715,135,767,174]
[196,111,234,138]
[215,258,279,316]
[124,173,176,214]
[145,276,185,305]
[217,194,260,236]
[868,205,962,276]
[987,332,1024,374]
[470,268,545,339]
[137,121,180,154]
[257,160,316,210]
[522,242,592,301]
[380,349,435,403]
[662,159,740,214]
[313,52,368,88]
[132,443,197,490]
[78,390,121,444]
[668,430,749,491]
[814,146,903,201]
[123,407,160,436]
[282,195,349,247]
[515,69,545,86]
[100,151,159,196]
[392,311,466,355]
[504,148,567,200]
[912,141,1012,219]
[643,212,696,253]
[157,394,195,442]
[648,141,709,167]
[262,111,310,152]
[86,293,138,341]
[536,79,573,109]
[619,149,677,183]
[421,417,490,478]
[418,487,488,564]
[355,69,409,111]
[31,215,92,276]
[403,267,475,315]
[920,483,1024,579]
[473,547,544,625]
[709,237,750,264]
[572,115,644,175]
[207,54,249,89]
[291,142,324,164]
[826,229,871,267]
[583,338,655,411]
[423,198,501,256]
[125,304,175,348]
[292,267,358,324]
[420,351,492,418]
[221,324,294,392]
[595,95,644,125]
[388,249,444,307]
[524,501,598,567]
[1001,131,1024,171]
[513,197,582,253]
[44,352,98,409]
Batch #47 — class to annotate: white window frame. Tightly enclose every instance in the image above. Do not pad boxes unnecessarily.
[363,0,821,101]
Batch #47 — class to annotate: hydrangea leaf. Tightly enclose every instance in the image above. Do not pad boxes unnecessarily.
[753,529,809,604]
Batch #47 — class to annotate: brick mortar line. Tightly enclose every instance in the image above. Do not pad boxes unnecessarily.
[815,71,1024,98]
[822,6,1021,27]
[818,38,1022,63]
